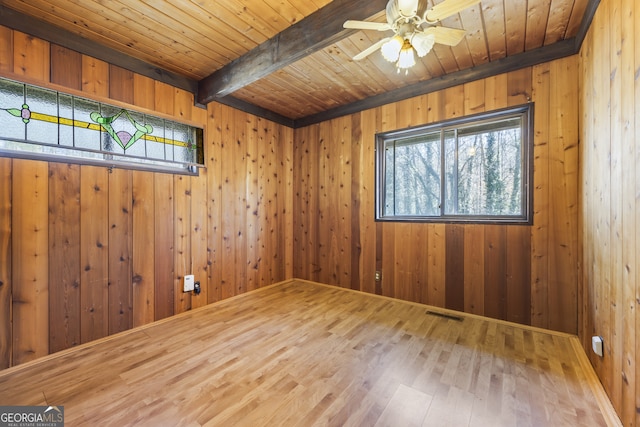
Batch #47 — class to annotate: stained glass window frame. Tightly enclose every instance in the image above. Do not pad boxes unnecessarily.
[0,76,204,175]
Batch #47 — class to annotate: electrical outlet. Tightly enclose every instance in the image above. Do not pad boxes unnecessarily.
[375,271,381,281]
[592,336,603,357]
[183,275,195,292]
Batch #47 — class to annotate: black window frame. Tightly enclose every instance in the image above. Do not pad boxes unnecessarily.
[375,103,534,224]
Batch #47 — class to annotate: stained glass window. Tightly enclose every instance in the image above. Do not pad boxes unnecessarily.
[0,77,204,174]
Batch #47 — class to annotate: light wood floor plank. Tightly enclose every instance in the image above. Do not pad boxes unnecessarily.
[375,383,432,427]
[0,279,620,426]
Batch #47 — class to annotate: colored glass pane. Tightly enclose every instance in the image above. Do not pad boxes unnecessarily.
[73,97,101,151]
[58,94,74,147]
[145,116,166,160]
[0,77,203,174]
[25,85,58,145]
[0,79,26,140]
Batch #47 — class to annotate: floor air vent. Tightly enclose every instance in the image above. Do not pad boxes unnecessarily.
[426,310,463,322]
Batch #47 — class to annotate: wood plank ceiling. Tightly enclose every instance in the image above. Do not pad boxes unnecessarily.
[0,0,594,127]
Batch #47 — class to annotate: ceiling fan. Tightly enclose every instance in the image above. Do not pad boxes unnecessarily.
[344,0,480,72]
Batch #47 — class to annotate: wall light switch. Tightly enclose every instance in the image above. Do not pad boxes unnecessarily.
[184,274,195,292]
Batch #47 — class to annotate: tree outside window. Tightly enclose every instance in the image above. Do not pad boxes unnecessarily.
[376,104,533,224]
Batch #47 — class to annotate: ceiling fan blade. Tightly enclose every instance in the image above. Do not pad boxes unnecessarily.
[343,20,391,31]
[353,37,392,61]
[397,0,420,17]
[422,26,468,46]
[424,0,481,23]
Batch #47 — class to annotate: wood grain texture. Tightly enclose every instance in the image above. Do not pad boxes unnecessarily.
[268,118,285,284]
[173,175,191,314]
[153,80,175,116]
[79,166,109,344]
[0,158,11,369]
[153,173,174,321]
[49,44,81,90]
[349,113,362,293]
[1,5,634,425]
[11,159,49,365]
[132,171,155,326]
[292,124,309,280]
[483,225,507,320]
[548,55,579,333]
[505,225,531,325]
[579,0,639,424]
[607,0,623,409]
[219,103,236,300]
[463,225,485,315]
[231,109,247,296]
[207,102,223,304]
[12,30,48,81]
[445,224,465,312]
[229,0,589,120]
[107,168,133,334]
[2,0,332,82]
[190,169,209,309]
[197,0,388,101]
[108,64,134,104]
[261,117,276,287]
[1,0,588,120]
[245,113,260,292]
[293,64,576,333]
[0,26,292,372]
[282,124,295,281]
[0,26,12,74]
[358,109,378,297]
[0,280,619,427]
[48,163,81,353]
[132,73,155,111]
[531,61,551,329]
[618,0,636,422]
[81,56,109,97]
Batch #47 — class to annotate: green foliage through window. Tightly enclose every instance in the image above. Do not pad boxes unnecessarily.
[376,104,533,223]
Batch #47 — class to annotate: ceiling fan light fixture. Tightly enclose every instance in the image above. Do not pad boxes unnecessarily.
[411,32,436,57]
[396,0,420,18]
[381,35,404,62]
[345,0,473,73]
[397,40,416,69]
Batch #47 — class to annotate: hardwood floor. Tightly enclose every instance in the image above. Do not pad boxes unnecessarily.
[0,280,619,426]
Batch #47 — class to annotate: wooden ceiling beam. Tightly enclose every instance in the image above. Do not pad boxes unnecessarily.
[197,0,389,104]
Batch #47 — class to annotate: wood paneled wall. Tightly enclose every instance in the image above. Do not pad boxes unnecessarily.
[293,58,580,334]
[580,0,639,424]
[1,13,631,424]
[0,26,293,369]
